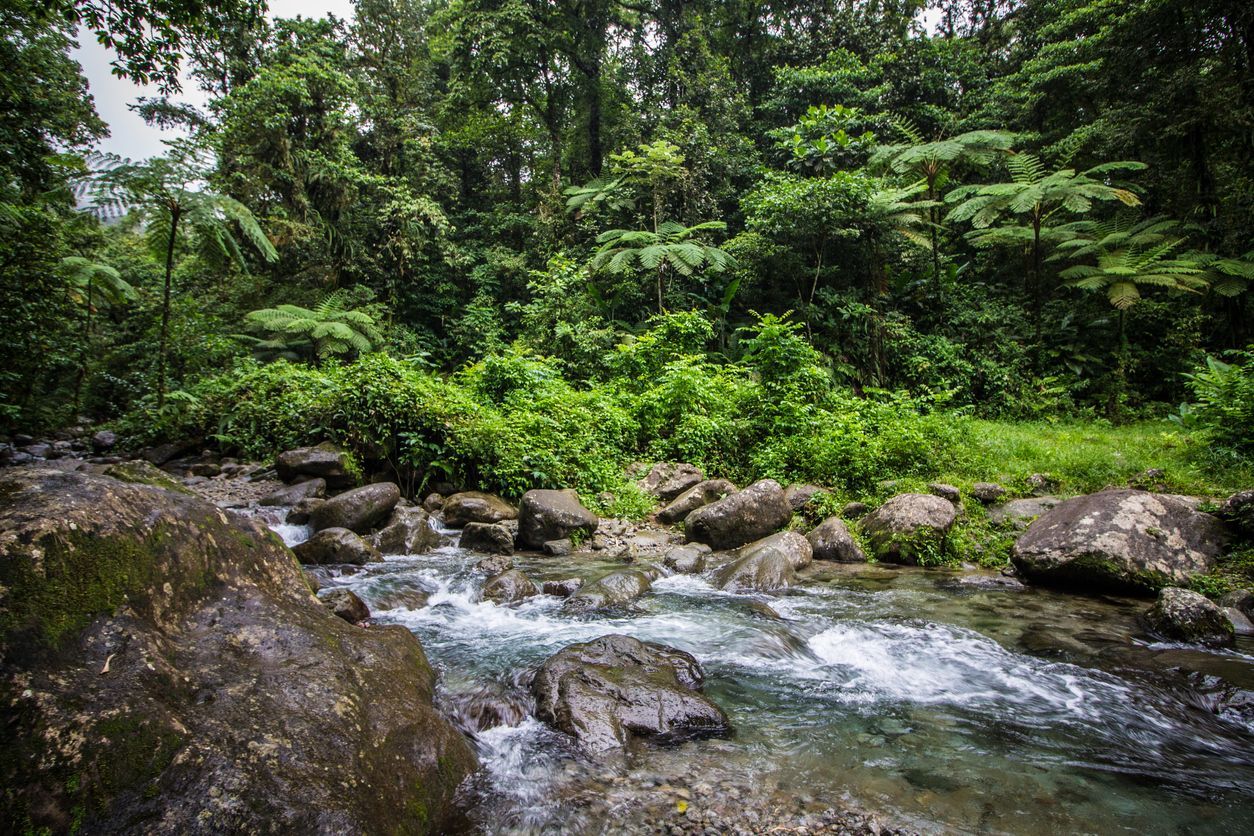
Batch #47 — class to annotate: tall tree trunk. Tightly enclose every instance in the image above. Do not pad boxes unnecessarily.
[157,206,180,409]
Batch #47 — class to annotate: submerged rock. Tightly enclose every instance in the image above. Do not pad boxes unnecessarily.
[712,532,810,593]
[639,462,705,501]
[807,516,867,563]
[275,441,355,487]
[657,478,737,524]
[531,634,732,752]
[564,569,653,613]
[321,587,371,624]
[473,553,514,576]
[1011,490,1229,594]
[372,506,440,555]
[542,578,583,597]
[0,467,475,835]
[518,489,599,549]
[860,493,957,564]
[1144,587,1235,647]
[442,491,517,527]
[310,482,401,533]
[685,479,791,550]
[482,569,538,604]
[663,543,711,574]
[293,526,382,565]
[459,521,515,555]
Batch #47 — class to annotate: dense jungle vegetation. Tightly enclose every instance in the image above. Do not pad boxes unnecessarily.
[2,0,1252,501]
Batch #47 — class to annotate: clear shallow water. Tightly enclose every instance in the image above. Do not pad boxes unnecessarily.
[280,517,1254,835]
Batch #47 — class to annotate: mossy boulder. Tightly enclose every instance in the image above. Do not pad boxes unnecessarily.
[441,491,517,527]
[275,442,356,487]
[860,493,957,564]
[102,459,193,495]
[518,489,599,549]
[1011,490,1229,595]
[0,466,475,834]
[1144,587,1235,647]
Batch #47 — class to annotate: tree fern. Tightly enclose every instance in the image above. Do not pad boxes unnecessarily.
[245,290,384,363]
[590,220,734,313]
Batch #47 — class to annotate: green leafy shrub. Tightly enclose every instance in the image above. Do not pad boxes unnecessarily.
[1180,349,1254,460]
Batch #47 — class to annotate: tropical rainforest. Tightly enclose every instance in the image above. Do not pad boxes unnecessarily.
[2,0,1252,501]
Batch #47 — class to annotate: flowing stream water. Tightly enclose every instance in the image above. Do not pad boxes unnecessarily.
[268,516,1254,835]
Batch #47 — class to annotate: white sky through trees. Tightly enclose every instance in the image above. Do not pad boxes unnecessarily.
[72,0,357,160]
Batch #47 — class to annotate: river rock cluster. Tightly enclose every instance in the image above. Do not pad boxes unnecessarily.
[1,441,1250,832]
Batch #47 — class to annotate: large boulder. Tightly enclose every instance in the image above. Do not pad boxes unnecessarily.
[310,482,401,534]
[292,527,382,566]
[657,479,737,524]
[684,479,791,550]
[531,635,732,752]
[372,506,440,555]
[564,569,654,613]
[259,477,326,507]
[441,491,517,527]
[1144,587,1235,647]
[712,533,810,593]
[482,569,538,604]
[1010,490,1229,594]
[275,442,355,487]
[639,462,705,502]
[784,483,827,515]
[459,521,515,555]
[807,516,867,563]
[517,489,599,549]
[0,467,475,834]
[860,493,957,564]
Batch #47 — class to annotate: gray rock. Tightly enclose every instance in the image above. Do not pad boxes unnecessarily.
[102,460,193,494]
[532,635,732,752]
[482,569,539,604]
[784,483,826,513]
[543,538,573,556]
[287,497,325,525]
[639,462,705,501]
[310,482,401,534]
[473,553,513,576]
[657,479,737,524]
[320,588,370,624]
[90,430,117,452]
[1025,473,1058,495]
[988,496,1062,530]
[371,583,430,611]
[685,479,791,550]
[807,516,867,563]
[293,527,382,565]
[860,494,957,564]
[0,467,475,834]
[372,506,440,555]
[564,570,653,613]
[542,578,583,598]
[1218,489,1254,537]
[1144,587,1234,647]
[928,483,962,505]
[518,489,599,549]
[459,522,515,555]
[663,543,710,574]
[842,502,870,518]
[942,574,1027,592]
[971,482,1007,504]
[1011,490,1229,594]
[713,531,811,593]
[140,439,197,466]
[275,442,355,487]
[259,477,326,506]
[1218,589,1254,620]
[1226,607,1254,637]
[422,492,445,512]
[442,491,517,527]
